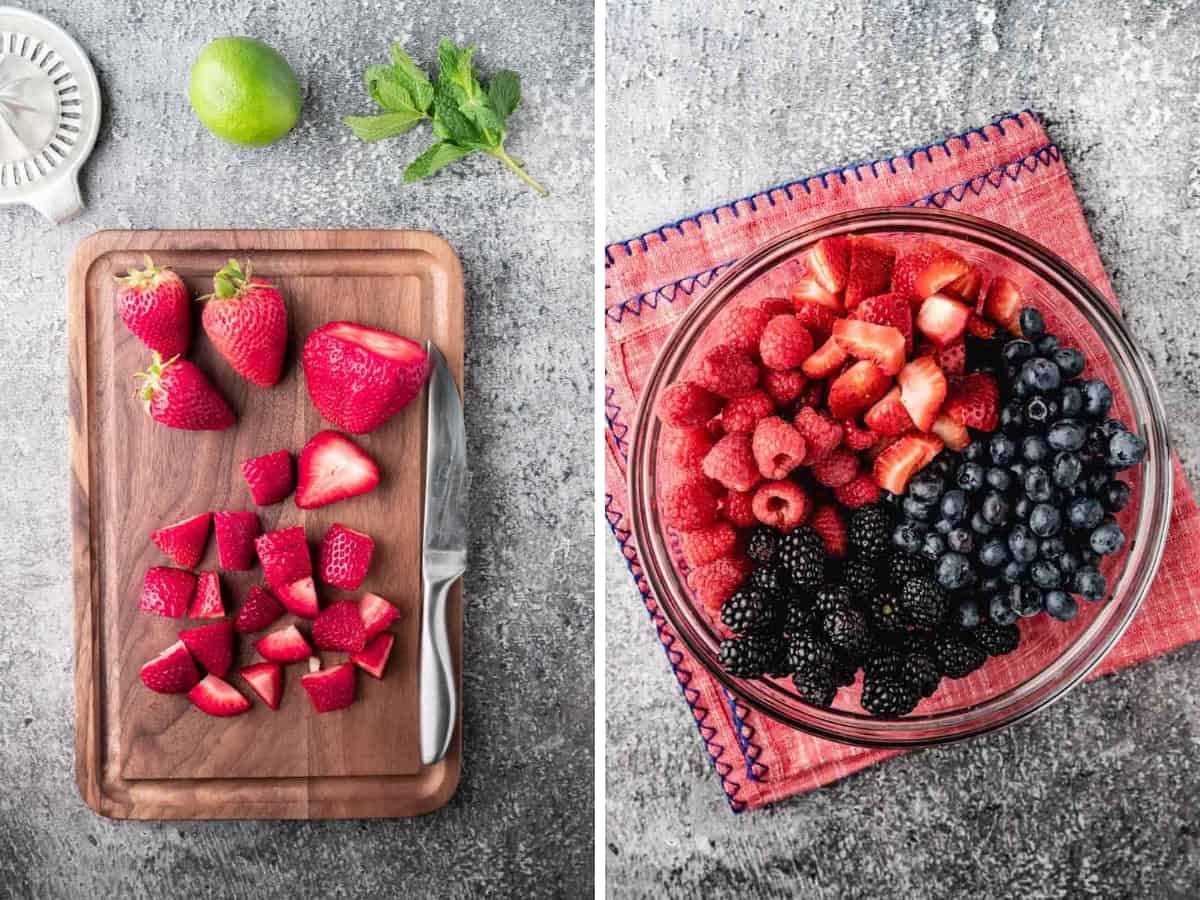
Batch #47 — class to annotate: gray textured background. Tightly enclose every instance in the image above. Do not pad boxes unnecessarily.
[606,1,1200,898]
[0,1,592,897]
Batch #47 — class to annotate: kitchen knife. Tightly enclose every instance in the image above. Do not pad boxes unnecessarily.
[420,341,467,766]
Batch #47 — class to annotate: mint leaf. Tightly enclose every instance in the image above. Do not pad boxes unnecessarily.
[366,70,419,116]
[436,38,504,135]
[437,37,477,93]
[487,70,521,121]
[403,142,471,182]
[344,111,425,142]
[431,81,486,146]
[390,42,434,112]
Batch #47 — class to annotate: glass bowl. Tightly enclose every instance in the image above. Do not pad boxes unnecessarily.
[627,207,1173,748]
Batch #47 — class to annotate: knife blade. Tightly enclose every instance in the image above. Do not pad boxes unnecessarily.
[420,340,467,766]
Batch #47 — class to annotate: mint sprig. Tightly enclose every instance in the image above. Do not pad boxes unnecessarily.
[344,37,546,196]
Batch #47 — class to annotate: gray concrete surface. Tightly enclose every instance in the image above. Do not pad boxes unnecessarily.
[606,1,1200,897]
[0,1,592,898]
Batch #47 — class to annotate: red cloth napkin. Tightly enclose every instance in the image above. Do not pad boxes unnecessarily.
[604,110,1200,812]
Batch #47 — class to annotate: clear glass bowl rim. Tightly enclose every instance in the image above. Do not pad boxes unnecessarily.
[626,206,1174,748]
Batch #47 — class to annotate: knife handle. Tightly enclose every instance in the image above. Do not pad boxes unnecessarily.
[419,575,457,765]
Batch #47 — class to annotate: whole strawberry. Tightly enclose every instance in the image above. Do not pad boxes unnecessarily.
[200,259,288,387]
[134,352,235,431]
[114,256,192,359]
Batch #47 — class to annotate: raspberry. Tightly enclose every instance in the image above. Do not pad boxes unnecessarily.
[751,416,807,479]
[693,344,759,398]
[841,420,875,450]
[792,299,837,337]
[657,381,723,427]
[797,380,825,409]
[751,480,812,532]
[662,478,720,530]
[759,316,815,371]
[721,390,775,434]
[757,296,794,316]
[720,489,757,528]
[680,521,739,568]
[720,305,772,354]
[689,554,751,610]
[812,447,859,487]
[700,433,761,493]
[808,505,847,557]
[833,473,882,508]
[662,427,715,472]
[793,407,843,461]
[763,369,807,406]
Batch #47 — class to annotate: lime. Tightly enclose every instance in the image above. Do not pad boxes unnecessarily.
[188,37,302,146]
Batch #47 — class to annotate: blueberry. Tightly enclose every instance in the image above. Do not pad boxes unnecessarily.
[1012,378,1033,399]
[1009,460,1029,480]
[957,462,986,493]
[1102,480,1132,512]
[981,491,1010,526]
[940,489,967,522]
[989,434,1017,466]
[1106,430,1147,470]
[903,496,934,521]
[1024,397,1051,428]
[1008,524,1037,563]
[1010,583,1043,618]
[1086,470,1111,495]
[1052,451,1083,488]
[1029,503,1062,538]
[1082,380,1113,418]
[1053,347,1086,378]
[1039,536,1066,558]
[936,552,972,590]
[1044,589,1077,622]
[963,441,987,462]
[1036,334,1060,356]
[909,474,944,503]
[1048,420,1086,451]
[1022,435,1050,463]
[1030,559,1062,589]
[935,517,954,534]
[921,532,946,561]
[1100,418,1127,439]
[1019,307,1046,339]
[1003,339,1035,363]
[1074,566,1106,601]
[892,521,924,554]
[1000,402,1025,434]
[1080,549,1100,567]
[979,538,1009,568]
[985,467,1012,492]
[1060,384,1084,417]
[1058,552,1080,578]
[947,528,974,555]
[970,511,993,535]
[1067,497,1105,530]
[1021,358,1062,392]
[1090,519,1125,555]
[990,593,1019,626]
[1023,466,1054,502]
[1002,559,1027,584]
[957,597,984,629]
[1013,496,1032,520]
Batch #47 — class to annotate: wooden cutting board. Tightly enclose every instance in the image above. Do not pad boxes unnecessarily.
[69,230,464,819]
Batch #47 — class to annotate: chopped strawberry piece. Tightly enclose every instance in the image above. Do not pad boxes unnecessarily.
[897,356,948,432]
[864,387,915,437]
[719,304,773,354]
[719,489,756,528]
[944,267,983,304]
[793,407,843,460]
[751,416,807,479]
[139,566,196,618]
[720,390,774,434]
[139,640,201,694]
[840,419,876,451]
[791,298,838,338]
[892,245,969,302]
[234,585,285,633]
[188,674,252,717]
[680,521,739,568]
[931,413,970,451]
[701,434,760,493]
[801,335,849,379]
[213,511,261,571]
[312,599,367,653]
[657,381,723,428]
[187,571,225,619]
[808,236,851,294]
[966,314,996,338]
[944,372,1001,432]
[790,275,843,313]
[301,659,357,713]
[812,447,859,488]
[751,480,811,532]
[759,315,814,371]
[915,294,971,347]
[834,473,883,508]
[808,505,847,558]
[359,592,400,640]
[983,275,1022,334]
[179,619,234,677]
[688,554,751,610]
[255,526,312,589]
[318,523,375,591]
[852,292,913,354]
[240,662,282,710]
[276,577,319,619]
[241,449,294,506]
[872,433,945,495]
[832,319,905,376]
[827,360,891,420]
[254,625,313,664]
[151,512,212,569]
[844,236,896,309]
[351,632,395,679]
[932,341,966,375]
[762,369,807,407]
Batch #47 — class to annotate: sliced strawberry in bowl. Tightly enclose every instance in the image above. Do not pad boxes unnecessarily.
[944,372,1001,432]
[318,524,375,591]
[891,244,969,303]
[832,319,905,376]
[254,625,313,664]
[790,280,840,337]
[151,512,211,569]
[276,576,320,619]
[827,360,891,420]
[915,294,971,347]
[179,619,234,677]
[931,413,970,451]
[808,236,851,294]
[800,335,848,379]
[312,600,368,653]
[359,592,400,640]
[295,431,381,509]
[235,585,285,633]
[864,386,914,436]
[852,292,912,354]
[843,236,895,309]
[188,674,251,717]
[255,526,312,589]
[301,659,357,713]
[241,449,294,506]
[240,662,282,710]
[931,341,966,376]
[351,633,395,679]
[944,267,983,303]
[187,572,225,619]
[139,567,196,618]
[897,356,948,432]
[213,510,261,571]
[873,433,945,495]
[139,640,201,694]
[983,275,1022,334]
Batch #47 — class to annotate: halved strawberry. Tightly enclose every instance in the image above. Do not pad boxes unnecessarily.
[892,245,969,303]
[897,356,948,432]
[240,662,282,710]
[944,267,983,304]
[983,275,1022,334]
[351,632,395,679]
[931,413,970,451]
[863,387,914,437]
[843,236,895,309]
[827,360,891,420]
[151,512,212,569]
[915,294,971,347]
[800,335,848,379]
[791,298,838,339]
[254,625,313,663]
[359,592,400,640]
[944,372,1001,432]
[832,319,905,376]
[312,600,367,652]
[295,430,381,509]
[139,640,201,694]
[808,237,851,294]
[276,577,320,619]
[255,527,312,589]
[790,275,843,313]
[235,585,285,633]
[213,510,261,571]
[139,567,196,618]
[179,619,234,677]
[188,674,251,717]
[932,341,966,375]
[301,659,356,713]
[187,571,225,619]
[852,292,913,354]
[872,433,945,495]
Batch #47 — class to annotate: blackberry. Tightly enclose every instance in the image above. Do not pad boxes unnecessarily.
[903,653,941,698]
[776,527,826,588]
[745,527,779,564]
[842,558,878,601]
[866,592,904,633]
[861,677,918,718]
[783,598,817,634]
[719,634,779,678]
[749,565,787,594]
[720,587,778,635]
[812,585,851,617]
[897,577,949,629]
[792,668,837,708]
[973,623,1020,656]
[785,632,837,675]
[848,504,891,560]
[887,551,930,581]
[822,607,870,657]
[765,641,795,678]
[831,655,859,687]
[932,636,986,679]
[863,650,906,682]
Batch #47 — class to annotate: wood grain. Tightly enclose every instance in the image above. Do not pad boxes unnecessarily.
[71,230,464,819]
